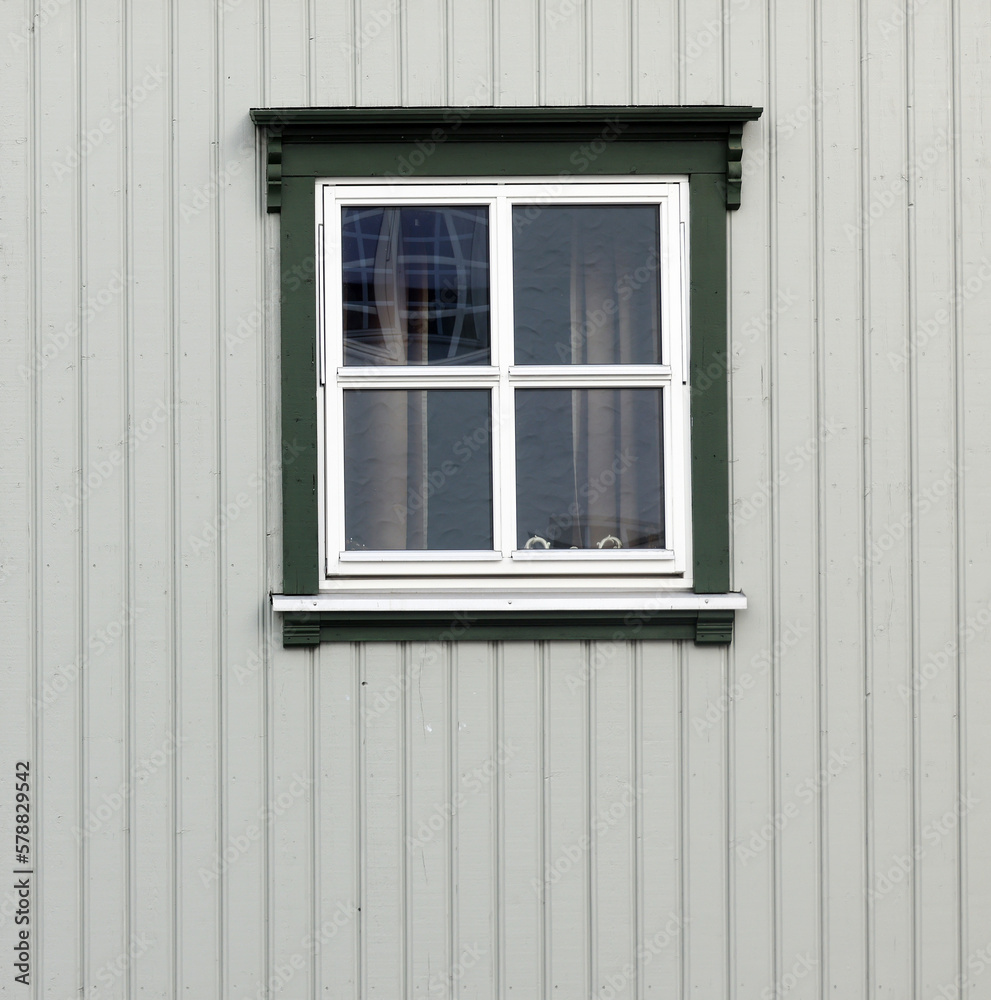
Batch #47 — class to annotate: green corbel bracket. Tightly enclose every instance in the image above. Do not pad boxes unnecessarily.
[265,133,282,213]
[695,610,735,644]
[725,123,745,210]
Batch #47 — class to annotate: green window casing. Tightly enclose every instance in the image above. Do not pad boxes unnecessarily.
[250,106,762,645]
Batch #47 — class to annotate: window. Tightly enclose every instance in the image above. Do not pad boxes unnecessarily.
[321,178,689,586]
[251,107,761,642]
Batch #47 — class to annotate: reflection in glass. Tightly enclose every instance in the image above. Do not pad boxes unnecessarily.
[515,388,664,549]
[342,206,490,365]
[344,389,493,550]
[512,205,661,365]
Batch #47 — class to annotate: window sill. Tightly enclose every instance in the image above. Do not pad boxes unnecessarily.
[271,591,746,645]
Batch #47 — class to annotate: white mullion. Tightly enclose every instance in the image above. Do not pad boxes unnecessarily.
[336,372,500,390]
[507,372,672,389]
[662,184,689,574]
[325,187,348,572]
[508,365,672,380]
[494,194,517,558]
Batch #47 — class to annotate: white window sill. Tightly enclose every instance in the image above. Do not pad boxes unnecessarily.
[271,591,747,613]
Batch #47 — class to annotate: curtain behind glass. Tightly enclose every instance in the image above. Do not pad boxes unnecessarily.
[512,206,665,549]
[512,205,660,365]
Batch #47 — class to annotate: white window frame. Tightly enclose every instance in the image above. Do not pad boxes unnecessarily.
[315,175,694,599]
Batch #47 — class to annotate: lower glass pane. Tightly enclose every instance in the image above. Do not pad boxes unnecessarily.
[344,389,493,550]
[515,388,664,550]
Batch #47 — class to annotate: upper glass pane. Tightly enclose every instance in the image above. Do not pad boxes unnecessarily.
[512,205,661,365]
[342,206,490,365]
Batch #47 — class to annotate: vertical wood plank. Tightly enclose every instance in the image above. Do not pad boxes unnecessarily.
[362,643,407,997]
[453,642,499,998]
[544,642,590,998]
[638,642,682,997]
[448,0,494,106]
[317,642,361,999]
[314,0,356,105]
[909,0,961,996]
[0,0,41,992]
[726,1,775,997]
[681,0,724,105]
[589,640,637,999]
[173,0,223,993]
[682,644,728,999]
[80,2,129,994]
[220,0,270,995]
[769,1,824,996]
[958,0,991,989]
[355,0,403,106]
[405,640,453,996]
[403,0,446,104]
[128,0,178,989]
[861,0,914,996]
[587,0,631,105]
[540,0,585,105]
[35,1,84,993]
[500,642,543,998]
[634,0,679,104]
[494,0,538,105]
[817,0,869,994]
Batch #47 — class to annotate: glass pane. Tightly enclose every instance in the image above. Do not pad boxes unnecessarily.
[344,389,493,550]
[342,206,490,365]
[512,205,661,365]
[515,388,664,549]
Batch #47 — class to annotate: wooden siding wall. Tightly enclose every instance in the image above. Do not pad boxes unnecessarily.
[1,1,989,997]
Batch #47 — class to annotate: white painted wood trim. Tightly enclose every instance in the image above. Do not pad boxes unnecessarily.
[271,591,747,612]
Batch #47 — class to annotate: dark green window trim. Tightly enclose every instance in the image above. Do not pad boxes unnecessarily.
[250,106,761,646]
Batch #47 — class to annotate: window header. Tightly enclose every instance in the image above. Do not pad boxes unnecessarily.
[249,105,763,212]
